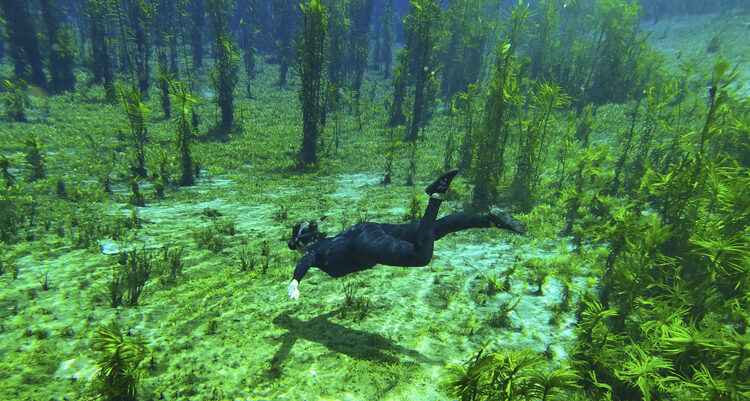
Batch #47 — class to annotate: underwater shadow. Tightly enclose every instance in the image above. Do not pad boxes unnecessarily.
[267,309,439,378]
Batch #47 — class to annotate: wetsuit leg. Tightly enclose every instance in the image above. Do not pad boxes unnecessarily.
[434,214,492,240]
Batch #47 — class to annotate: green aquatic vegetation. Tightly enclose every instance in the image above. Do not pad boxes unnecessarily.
[441,345,569,401]
[380,128,402,184]
[524,258,549,296]
[121,86,149,178]
[614,345,674,401]
[127,176,145,207]
[388,50,408,127]
[439,0,489,103]
[527,367,582,401]
[373,0,394,77]
[297,0,327,166]
[156,49,172,119]
[237,245,255,273]
[115,248,153,307]
[480,269,507,296]
[341,280,372,321]
[34,268,52,290]
[487,296,523,329]
[192,224,225,253]
[23,135,45,182]
[208,0,239,136]
[403,0,442,142]
[403,194,422,223]
[454,85,483,171]
[90,322,148,401]
[170,80,197,186]
[85,0,115,101]
[104,268,124,308]
[159,245,184,284]
[1,78,29,122]
[510,80,570,213]
[469,4,530,210]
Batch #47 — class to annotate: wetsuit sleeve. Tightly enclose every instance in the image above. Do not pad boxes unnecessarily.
[292,250,316,283]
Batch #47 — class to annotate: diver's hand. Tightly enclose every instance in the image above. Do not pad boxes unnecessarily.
[287,279,300,300]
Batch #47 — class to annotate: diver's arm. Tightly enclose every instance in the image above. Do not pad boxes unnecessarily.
[288,251,315,299]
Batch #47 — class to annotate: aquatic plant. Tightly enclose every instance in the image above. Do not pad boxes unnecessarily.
[441,345,578,401]
[470,23,529,209]
[169,80,197,186]
[85,0,116,101]
[34,268,52,290]
[156,49,172,119]
[453,85,482,170]
[238,246,255,273]
[403,0,442,142]
[237,12,257,96]
[121,248,153,306]
[1,78,29,122]
[23,135,45,182]
[296,0,328,166]
[510,80,570,212]
[0,0,46,87]
[272,0,300,86]
[39,0,75,93]
[209,0,239,136]
[341,280,372,321]
[439,0,489,103]
[373,0,394,77]
[192,224,225,253]
[487,295,523,329]
[159,245,184,284]
[479,269,506,296]
[388,50,408,127]
[104,269,124,308]
[90,322,148,401]
[187,0,205,69]
[346,0,374,129]
[121,86,149,179]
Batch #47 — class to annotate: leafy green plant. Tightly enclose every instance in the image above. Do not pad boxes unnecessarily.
[24,135,45,182]
[441,345,569,401]
[120,248,153,306]
[341,280,372,321]
[480,269,507,296]
[121,86,150,179]
[2,78,29,121]
[487,296,523,329]
[90,322,148,401]
[296,0,327,166]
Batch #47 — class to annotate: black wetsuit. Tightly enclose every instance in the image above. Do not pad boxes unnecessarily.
[292,198,495,283]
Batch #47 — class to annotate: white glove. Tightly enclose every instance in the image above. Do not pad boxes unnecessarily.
[287,280,300,300]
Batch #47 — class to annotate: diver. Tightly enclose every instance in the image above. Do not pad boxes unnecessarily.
[286,168,527,300]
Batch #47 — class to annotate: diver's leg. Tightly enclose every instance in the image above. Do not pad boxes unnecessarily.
[433,208,527,240]
[435,208,526,241]
[434,214,492,240]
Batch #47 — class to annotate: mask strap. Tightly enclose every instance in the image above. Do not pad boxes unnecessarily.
[296,221,309,241]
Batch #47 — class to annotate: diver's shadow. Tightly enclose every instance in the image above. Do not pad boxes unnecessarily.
[269,309,438,378]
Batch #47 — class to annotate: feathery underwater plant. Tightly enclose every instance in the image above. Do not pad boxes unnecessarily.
[296,0,328,166]
[23,135,45,182]
[170,80,197,186]
[441,344,584,401]
[90,322,148,401]
[1,78,29,122]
